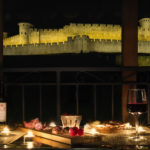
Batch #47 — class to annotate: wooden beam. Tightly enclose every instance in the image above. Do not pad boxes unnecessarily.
[122,0,138,122]
[56,72,61,122]
[0,0,3,98]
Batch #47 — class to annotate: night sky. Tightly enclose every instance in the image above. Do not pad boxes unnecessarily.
[2,0,150,36]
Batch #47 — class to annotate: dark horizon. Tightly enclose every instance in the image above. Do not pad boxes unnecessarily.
[3,0,150,36]
[3,0,122,36]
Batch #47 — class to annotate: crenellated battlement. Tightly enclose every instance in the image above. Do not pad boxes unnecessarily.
[3,21,123,46]
[4,35,150,56]
[3,18,150,55]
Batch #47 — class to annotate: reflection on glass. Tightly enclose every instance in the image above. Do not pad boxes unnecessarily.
[127,89,147,140]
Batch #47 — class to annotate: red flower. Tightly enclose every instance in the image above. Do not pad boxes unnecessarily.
[78,128,84,136]
[24,121,34,129]
[69,127,78,136]
[35,122,43,131]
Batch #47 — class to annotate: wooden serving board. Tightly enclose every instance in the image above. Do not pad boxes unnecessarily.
[18,127,102,146]
[18,127,150,146]
[33,136,71,148]
[0,130,25,145]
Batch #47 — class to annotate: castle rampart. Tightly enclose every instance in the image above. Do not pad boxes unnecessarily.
[4,35,150,56]
[3,18,150,56]
[3,21,122,46]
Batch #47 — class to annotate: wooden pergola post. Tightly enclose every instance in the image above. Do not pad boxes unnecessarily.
[122,0,138,122]
[0,0,3,99]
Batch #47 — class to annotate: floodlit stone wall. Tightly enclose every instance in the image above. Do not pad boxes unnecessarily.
[3,22,121,46]
[4,35,150,56]
[3,18,150,55]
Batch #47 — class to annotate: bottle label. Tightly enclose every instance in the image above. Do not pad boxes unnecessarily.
[0,103,6,122]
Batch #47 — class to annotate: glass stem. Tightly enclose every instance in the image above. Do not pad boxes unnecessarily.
[135,113,139,138]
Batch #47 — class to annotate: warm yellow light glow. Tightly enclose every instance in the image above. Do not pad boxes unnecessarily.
[84,123,99,135]
[49,122,56,127]
[24,131,34,138]
[4,18,150,47]
[129,136,145,141]
[84,123,91,133]
[3,23,122,46]
[124,123,132,129]
[90,128,99,135]
[24,131,34,144]
[137,126,146,133]
[84,123,91,129]
[26,141,34,149]
[136,145,144,149]
[94,124,106,128]
[1,127,10,135]
[3,145,8,149]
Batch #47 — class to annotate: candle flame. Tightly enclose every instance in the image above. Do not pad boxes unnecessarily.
[124,123,132,129]
[26,141,34,149]
[49,122,56,127]
[137,126,146,132]
[84,123,90,129]
[95,124,106,128]
[25,131,34,138]
[1,127,10,135]
[91,128,99,135]
[84,123,99,135]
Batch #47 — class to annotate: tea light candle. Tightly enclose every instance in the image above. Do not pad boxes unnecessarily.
[124,123,132,129]
[49,122,56,127]
[26,141,34,149]
[1,127,10,135]
[137,126,146,133]
[24,131,34,143]
[90,128,99,135]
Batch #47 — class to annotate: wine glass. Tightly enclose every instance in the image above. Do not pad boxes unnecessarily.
[127,89,147,140]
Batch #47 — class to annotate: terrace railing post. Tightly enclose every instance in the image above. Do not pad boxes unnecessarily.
[111,85,114,120]
[0,0,3,99]
[148,86,150,124]
[122,0,138,122]
[93,85,96,120]
[56,71,61,122]
[76,84,79,115]
[22,85,25,122]
[39,85,42,121]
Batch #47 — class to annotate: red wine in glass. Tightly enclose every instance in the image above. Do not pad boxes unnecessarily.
[127,103,147,114]
[127,89,147,140]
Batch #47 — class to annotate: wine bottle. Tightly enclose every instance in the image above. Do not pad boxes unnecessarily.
[0,98,6,124]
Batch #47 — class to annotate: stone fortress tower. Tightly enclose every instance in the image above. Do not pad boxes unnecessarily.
[3,18,150,57]
[18,22,33,44]
[139,18,150,41]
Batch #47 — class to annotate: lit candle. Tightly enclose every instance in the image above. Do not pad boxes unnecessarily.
[26,141,34,149]
[95,124,105,128]
[84,123,91,133]
[90,128,99,135]
[1,127,10,135]
[124,123,132,129]
[137,126,146,133]
[49,122,56,127]
[24,131,34,138]
[24,131,34,143]
[84,123,91,129]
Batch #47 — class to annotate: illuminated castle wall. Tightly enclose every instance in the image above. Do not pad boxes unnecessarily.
[3,22,121,46]
[3,18,150,56]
